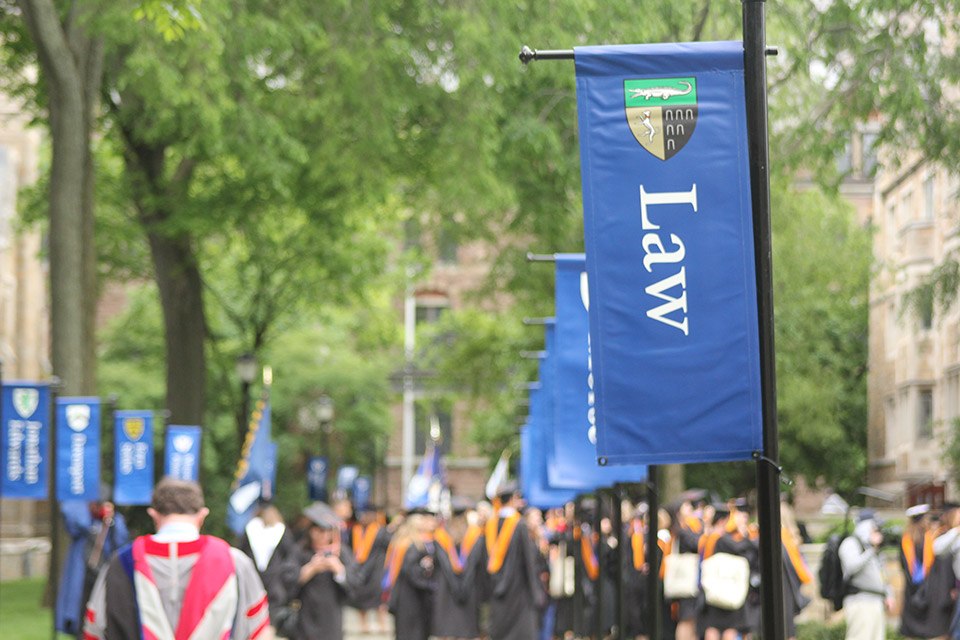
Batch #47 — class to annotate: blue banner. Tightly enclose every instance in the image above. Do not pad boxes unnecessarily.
[353,475,372,512]
[307,457,328,502]
[575,42,762,465]
[114,410,154,505]
[520,385,577,509]
[227,395,273,534]
[56,397,101,502]
[1,382,50,499]
[551,255,647,486]
[164,425,201,482]
[337,465,360,492]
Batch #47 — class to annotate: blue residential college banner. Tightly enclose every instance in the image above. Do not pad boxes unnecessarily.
[114,410,154,505]
[353,475,372,512]
[1,382,50,499]
[307,457,328,502]
[521,385,577,509]
[575,42,763,465]
[164,425,202,482]
[552,255,647,486]
[56,397,101,502]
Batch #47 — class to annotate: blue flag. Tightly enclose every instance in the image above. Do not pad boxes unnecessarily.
[405,441,444,509]
[114,411,154,505]
[575,42,762,465]
[56,397,101,502]
[551,255,647,487]
[307,457,328,502]
[227,395,272,534]
[1,382,51,499]
[164,425,202,482]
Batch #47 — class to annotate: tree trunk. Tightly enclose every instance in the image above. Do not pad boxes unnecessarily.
[662,463,686,503]
[17,0,102,611]
[146,226,207,425]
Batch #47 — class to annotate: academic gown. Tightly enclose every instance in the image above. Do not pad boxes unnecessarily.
[781,544,811,639]
[552,527,600,637]
[487,518,543,640]
[696,532,758,636]
[622,525,652,638]
[55,500,129,635]
[900,539,957,638]
[432,531,486,638]
[670,521,702,622]
[349,526,393,611]
[238,526,301,618]
[389,542,435,640]
[293,547,359,640]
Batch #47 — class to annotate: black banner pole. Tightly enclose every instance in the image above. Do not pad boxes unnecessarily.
[48,377,62,640]
[612,484,624,640]
[742,1,785,639]
[646,466,662,640]
[595,493,604,640]
[574,497,584,638]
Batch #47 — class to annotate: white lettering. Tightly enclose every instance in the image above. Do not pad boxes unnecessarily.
[642,233,686,272]
[24,422,41,484]
[70,433,86,495]
[645,267,689,335]
[7,421,24,480]
[639,184,698,230]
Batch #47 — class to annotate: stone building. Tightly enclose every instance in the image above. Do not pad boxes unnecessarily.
[866,153,960,506]
[0,88,52,571]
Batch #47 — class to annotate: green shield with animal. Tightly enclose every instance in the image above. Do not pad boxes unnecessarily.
[624,77,698,160]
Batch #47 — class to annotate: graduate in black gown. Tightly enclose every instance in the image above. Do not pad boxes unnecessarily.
[389,510,437,640]
[697,504,758,640]
[348,506,393,633]
[237,503,301,623]
[292,502,360,640]
[432,504,486,639]
[900,505,957,639]
[486,483,544,640]
[623,506,652,640]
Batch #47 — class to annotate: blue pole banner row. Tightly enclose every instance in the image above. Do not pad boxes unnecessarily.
[1,382,50,499]
[56,397,101,502]
[574,42,763,465]
[551,255,646,486]
[114,410,154,505]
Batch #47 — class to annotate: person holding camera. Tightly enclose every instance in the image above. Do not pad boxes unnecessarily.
[56,488,129,638]
[839,509,893,640]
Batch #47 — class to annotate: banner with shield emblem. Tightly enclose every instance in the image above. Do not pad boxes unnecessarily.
[114,410,154,505]
[164,425,202,482]
[56,397,101,502]
[1,381,51,499]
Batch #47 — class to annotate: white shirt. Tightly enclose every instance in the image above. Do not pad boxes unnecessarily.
[245,516,286,572]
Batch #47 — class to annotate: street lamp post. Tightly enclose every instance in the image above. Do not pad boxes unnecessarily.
[236,353,257,441]
[299,393,334,495]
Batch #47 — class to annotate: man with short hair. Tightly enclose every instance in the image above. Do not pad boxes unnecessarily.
[84,477,270,640]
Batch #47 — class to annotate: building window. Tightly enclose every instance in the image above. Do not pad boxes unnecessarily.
[437,228,459,265]
[836,141,852,175]
[946,370,959,421]
[923,175,935,221]
[415,294,449,325]
[883,396,895,457]
[918,388,934,441]
[862,132,878,176]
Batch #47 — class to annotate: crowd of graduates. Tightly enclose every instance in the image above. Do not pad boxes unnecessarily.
[56,481,960,640]
[232,484,818,640]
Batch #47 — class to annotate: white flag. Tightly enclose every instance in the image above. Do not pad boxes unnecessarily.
[485,450,510,500]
